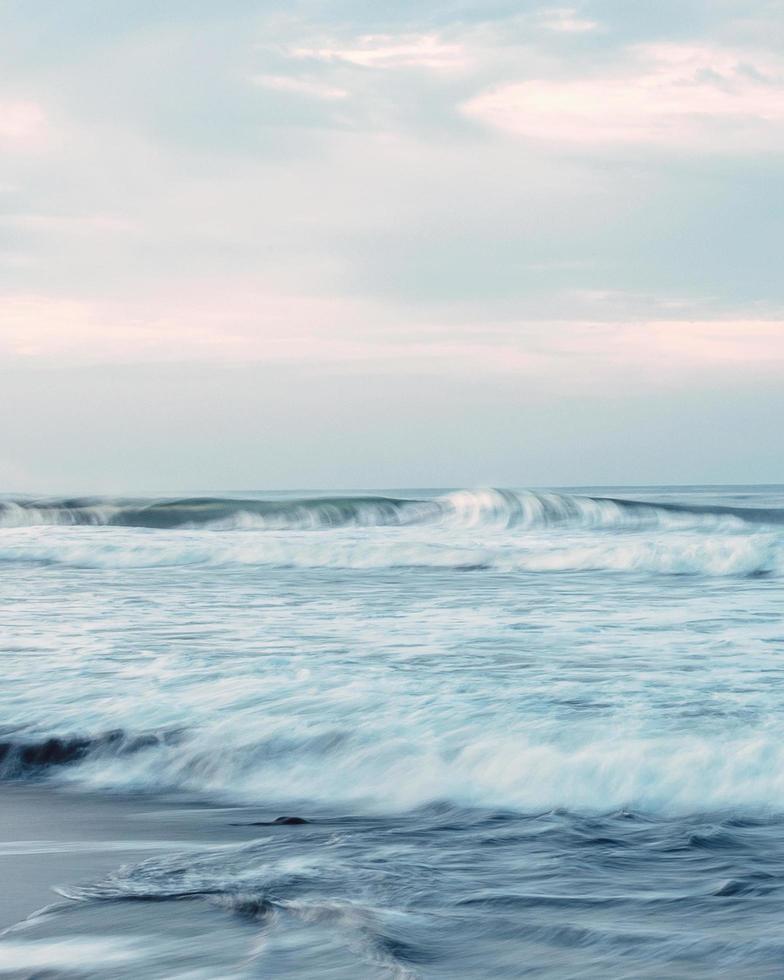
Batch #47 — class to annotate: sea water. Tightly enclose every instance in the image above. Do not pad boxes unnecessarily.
[1,486,783,977]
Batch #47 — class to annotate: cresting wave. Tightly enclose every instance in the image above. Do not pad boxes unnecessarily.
[1,489,782,576]
[2,488,784,531]
[7,723,784,816]
[0,494,429,530]
[0,729,182,779]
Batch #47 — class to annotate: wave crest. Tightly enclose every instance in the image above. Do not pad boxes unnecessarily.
[0,729,182,778]
[2,489,782,531]
[13,722,784,816]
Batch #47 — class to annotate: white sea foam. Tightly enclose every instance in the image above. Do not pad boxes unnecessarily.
[0,938,142,969]
[2,486,784,819]
[0,524,779,576]
[44,721,783,816]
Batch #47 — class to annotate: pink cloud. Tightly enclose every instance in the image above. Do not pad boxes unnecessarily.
[289,34,468,71]
[0,100,47,149]
[462,44,784,148]
[2,291,782,381]
[250,74,348,101]
[0,292,379,364]
[540,7,599,33]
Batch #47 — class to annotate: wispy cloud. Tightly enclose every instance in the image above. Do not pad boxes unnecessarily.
[0,292,368,364]
[540,7,599,34]
[463,43,784,148]
[0,100,47,149]
[3,290,781,386]
[250,74,348,101]
[288,33,468,71]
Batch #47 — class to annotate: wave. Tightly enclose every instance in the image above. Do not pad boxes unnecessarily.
[2,490,782,577]
[12,722,784,816]
[2,488,783,531]
[0,729,181,779]
[0,528,777,575]
[0,495,432,530]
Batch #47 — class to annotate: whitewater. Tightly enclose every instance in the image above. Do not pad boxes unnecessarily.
[1,485,784,977]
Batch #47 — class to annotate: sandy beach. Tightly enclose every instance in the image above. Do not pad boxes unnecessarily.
[0,784,288,931]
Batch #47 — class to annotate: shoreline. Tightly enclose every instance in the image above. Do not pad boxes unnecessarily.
[0,783,290,931]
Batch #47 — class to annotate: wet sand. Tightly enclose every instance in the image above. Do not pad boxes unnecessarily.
[0,784,281,931]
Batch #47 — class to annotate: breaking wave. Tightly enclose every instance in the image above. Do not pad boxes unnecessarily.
[0,729,182,779]
[8,722,784,816]
[0,528,777,576]
[2,488,783,531]
[0,489,782,576]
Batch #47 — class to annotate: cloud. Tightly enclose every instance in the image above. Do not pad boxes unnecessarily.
[288,33,468,71]
[3,288,781,388]
[0,292,373,364]
[0,211,136,235]
[250,74,348,101]
[631,319,784,365]
[0,100,47,149]
[462,43,784,148]
[438,319,784,376]
[540,7,599,33]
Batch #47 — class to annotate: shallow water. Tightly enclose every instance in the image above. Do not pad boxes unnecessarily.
[1,486,783,976]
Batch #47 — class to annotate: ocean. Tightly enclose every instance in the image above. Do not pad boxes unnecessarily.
[1,486,783,978]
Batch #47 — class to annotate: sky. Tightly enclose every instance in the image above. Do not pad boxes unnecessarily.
[1,0,783,491]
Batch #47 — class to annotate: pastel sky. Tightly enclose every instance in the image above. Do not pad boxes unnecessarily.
[2,0,783,490]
